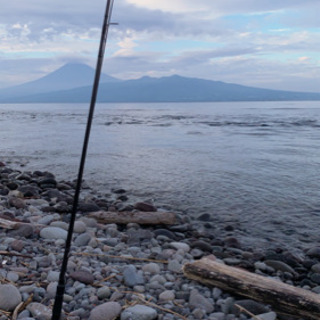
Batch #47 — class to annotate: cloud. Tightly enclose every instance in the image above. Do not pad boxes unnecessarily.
[0,0,319,92]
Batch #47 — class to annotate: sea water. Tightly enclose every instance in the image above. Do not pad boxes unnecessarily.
[1,101,320,251]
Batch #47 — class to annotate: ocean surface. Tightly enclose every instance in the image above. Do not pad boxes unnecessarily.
[1,101,320,252]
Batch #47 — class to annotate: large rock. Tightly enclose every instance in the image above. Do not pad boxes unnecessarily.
[89,302,121,320]
[121,305,157,320]
[0,284,22,311]
[40,227,68,240]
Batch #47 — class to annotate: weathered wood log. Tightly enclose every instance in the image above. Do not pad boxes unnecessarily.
[0,217,44,230]
[0,217,20,229]
[88,210,176,225]
[183,257,320,320]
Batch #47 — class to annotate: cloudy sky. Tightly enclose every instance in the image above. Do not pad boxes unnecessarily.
[0,0,319,92]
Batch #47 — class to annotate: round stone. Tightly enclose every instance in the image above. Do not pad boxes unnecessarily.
[121,305,157,320]
[0,284,22,311]
[89,302,121,320]
[40,227,68,240]
[70,271,94,284]
[170,242,190,253]
[159,290,175,301]
[74,221,87,233]
[142,263,161,274]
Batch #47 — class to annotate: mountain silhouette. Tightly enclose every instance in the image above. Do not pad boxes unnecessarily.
[0,63,119,101]
[1,63,320,103]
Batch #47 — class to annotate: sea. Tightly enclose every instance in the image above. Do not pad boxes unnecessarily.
[1,101,320,252]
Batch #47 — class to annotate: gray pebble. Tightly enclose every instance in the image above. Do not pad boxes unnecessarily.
[40,227,68,240]
[97,287,111,299]
[89,302,121,320]
[189,289,214,313]
[121,305,157,320]
[74,233,92,247]
[0,284,22,311]
[27,303,52,320]
[123,265,145,287]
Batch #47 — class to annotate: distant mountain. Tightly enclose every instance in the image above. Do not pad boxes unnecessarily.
[0,63,119,101]
[1,63,320,103]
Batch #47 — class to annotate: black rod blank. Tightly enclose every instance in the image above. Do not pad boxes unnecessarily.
[51,1,115,319]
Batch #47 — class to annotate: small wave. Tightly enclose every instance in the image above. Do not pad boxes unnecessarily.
[155,115,195,121]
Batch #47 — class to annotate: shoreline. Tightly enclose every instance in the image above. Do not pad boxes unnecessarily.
[0,163,319,320]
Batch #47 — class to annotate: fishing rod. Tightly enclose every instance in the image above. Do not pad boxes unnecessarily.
[51,1,115,319]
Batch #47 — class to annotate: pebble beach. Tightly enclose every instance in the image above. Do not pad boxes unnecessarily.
[0,162,320,320]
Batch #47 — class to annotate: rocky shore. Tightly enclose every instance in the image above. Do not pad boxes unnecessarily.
[0,163,320,320]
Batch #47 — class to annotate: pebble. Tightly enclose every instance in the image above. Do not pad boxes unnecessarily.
[70,271,95,285]
[311,263,320,273]
[7,271,19,282]
[40,227,68,240]
[134,202,157,212]
[27,302,52,320]
[167,259,182,273]
[264,260,296,274]
[8,224,34,238]
[189,289,214,313]
[0,284,22,311]
[121,305,157,320]
[74,221,87,233]
[142,263,161,274]
[170,241,190,253]
[306,247,320,258]
[47,271,60,282]
[159,290,175,302]
[46,282,58,299]
[190,240,212,252]
[123,265,145,287]
[74,233,92,246]
[89,302,121,320]
[97,287,111,299]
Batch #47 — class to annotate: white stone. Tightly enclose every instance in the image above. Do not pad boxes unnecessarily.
[40,227,68,240]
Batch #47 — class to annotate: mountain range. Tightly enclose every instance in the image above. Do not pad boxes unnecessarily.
[1,63,320,103]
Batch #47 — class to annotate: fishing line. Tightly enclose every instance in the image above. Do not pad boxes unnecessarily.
[51,1,115,319]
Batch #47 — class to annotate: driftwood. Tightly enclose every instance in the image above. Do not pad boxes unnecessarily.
[89,210,176,225]
[0,217,20,229]
[183,257,320,320]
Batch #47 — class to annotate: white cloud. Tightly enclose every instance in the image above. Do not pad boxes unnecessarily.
[0,0,319,91]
